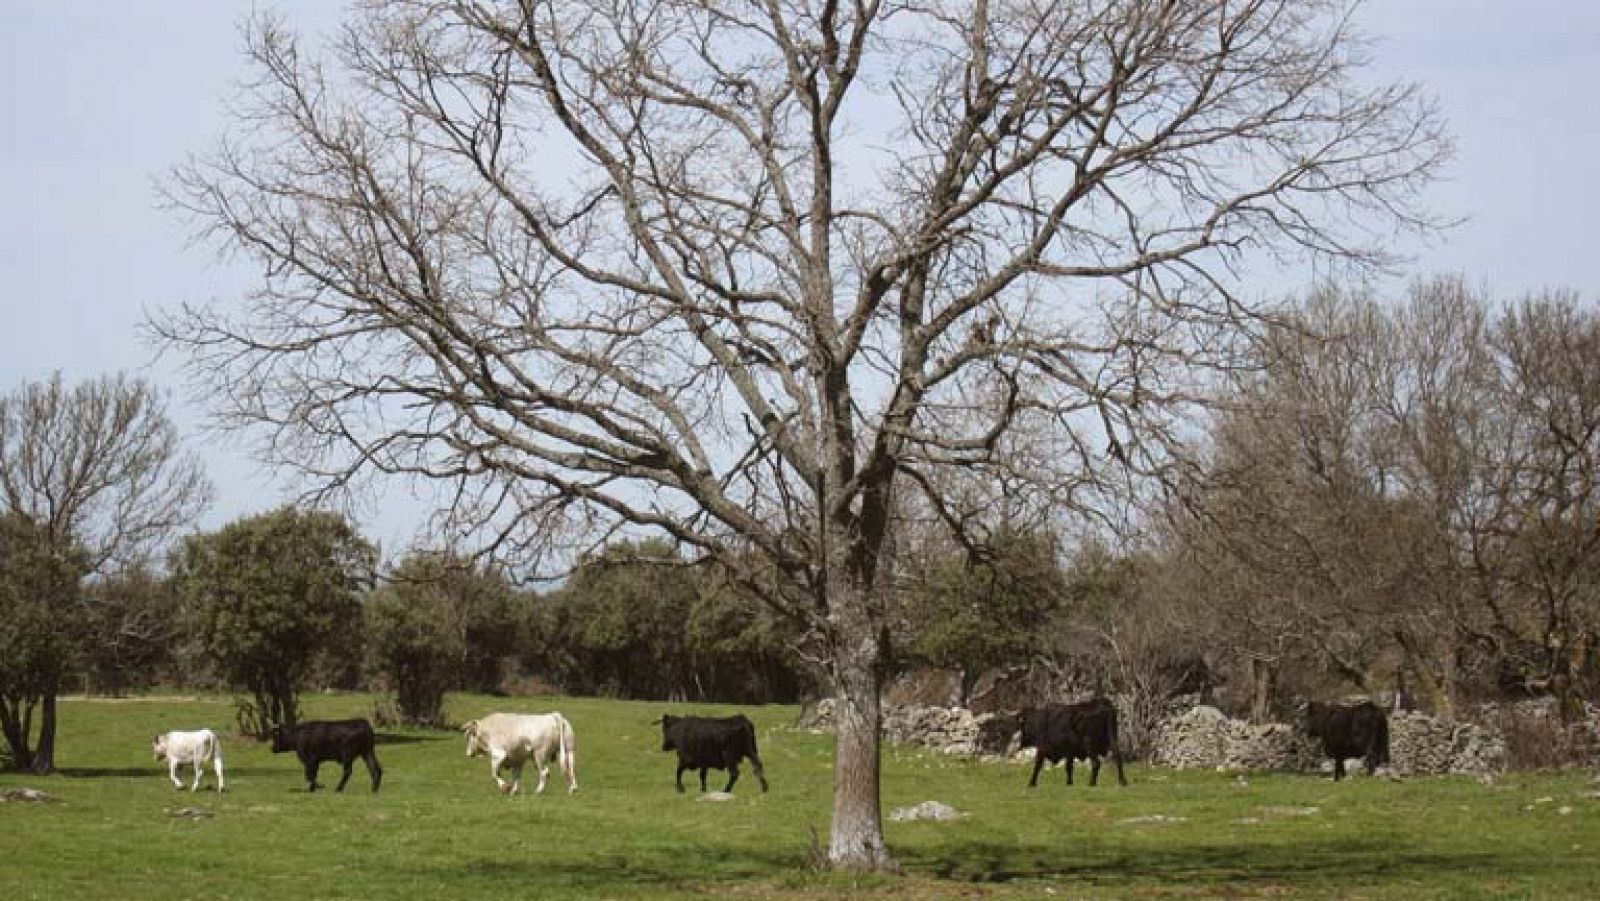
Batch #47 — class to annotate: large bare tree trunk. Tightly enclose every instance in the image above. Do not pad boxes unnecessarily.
[828,613,896,872]
[29,694,56,775]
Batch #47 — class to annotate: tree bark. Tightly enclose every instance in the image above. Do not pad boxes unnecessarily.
[1248,657,1276,724]
[827,610,898,872]
[29,693,57,775]
[0,697,35,771]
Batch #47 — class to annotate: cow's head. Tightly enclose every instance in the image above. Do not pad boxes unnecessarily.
[1015,708,1039,749]
[268,726,291,753]
[1297,699,1326,735]
[462,720,484,757]
[152,734,168,762]
[657,714,679,752]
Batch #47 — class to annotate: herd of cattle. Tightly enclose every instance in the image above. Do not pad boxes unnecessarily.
[150,699,1394,794]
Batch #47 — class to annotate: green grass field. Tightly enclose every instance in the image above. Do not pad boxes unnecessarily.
[2,694,1598,899]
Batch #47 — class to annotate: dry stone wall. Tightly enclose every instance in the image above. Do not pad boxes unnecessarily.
[1388,710,1505,775]
[1151,705,1508,774]
[801,697,1516,775]
[1149,706,1321,771]
[796,699,1019,757]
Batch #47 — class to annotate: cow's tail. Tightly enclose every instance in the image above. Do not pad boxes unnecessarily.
[1376,714,1392,766]
[557,713,578,793]
[742,717,769,792]
[210,731,226,793]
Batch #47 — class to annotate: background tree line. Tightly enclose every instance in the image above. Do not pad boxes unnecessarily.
[6,278,1597,768]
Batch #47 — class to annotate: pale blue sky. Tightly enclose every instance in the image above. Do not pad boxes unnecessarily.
[3,1,1597,553]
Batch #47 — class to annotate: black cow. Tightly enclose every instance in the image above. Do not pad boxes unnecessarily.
[1018,697,1127,788]
[658,714,768,794]
[269,718,383,793]
[1304,700,1389,780]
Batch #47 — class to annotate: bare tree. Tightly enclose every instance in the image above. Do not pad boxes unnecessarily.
[1475,293,1600,717]
[157,0,1444,868]
[1169,280,1600,726]
[0,373,211,772]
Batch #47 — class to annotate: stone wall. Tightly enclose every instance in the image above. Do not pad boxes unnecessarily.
[801,697,1518,775]
[1388,710,1506,775]
[796,699,1018,757]
[1150,704,1508,775]
[1149,706,1321,771]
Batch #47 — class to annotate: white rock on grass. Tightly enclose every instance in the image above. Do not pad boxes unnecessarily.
[889,801,964,822]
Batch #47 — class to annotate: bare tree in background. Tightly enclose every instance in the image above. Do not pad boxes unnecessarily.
[0,373,211,772]
[1170,280,1600,725]
[157,0,1445,868]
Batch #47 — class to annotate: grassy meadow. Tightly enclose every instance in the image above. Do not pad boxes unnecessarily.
[2,694,1598,899]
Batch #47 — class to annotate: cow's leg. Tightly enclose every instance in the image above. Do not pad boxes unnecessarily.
[1065,757,1075,786]
[1089,755,1102,787]
[1364,750,1380,776]
[335,757,355,792]
[168,758,183,790]
[748,751,769,792]
[699,768,709,793]
[510,761,525,796]
[724,763,740,793]
[675,762,688,794]
[1112,743,1128,787]
[190,760,205,792]
[1027,753,1046,788]
[364,750,382,793]
[1332,757,1346,781]
[304,759,322,791]
[491,749,509,794]
[535,758,550,795]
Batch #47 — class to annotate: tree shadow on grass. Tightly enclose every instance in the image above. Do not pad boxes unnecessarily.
[406,835,1557,897]
[406,845,809,895]
[903,837,1534,891]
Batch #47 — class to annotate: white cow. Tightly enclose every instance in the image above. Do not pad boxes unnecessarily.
[462,712,578,795]
[153,728,226,792]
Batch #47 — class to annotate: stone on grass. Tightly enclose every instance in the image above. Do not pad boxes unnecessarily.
[889,801,964,822]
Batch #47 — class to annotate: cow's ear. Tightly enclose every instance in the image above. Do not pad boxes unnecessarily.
[462,720,477,734]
